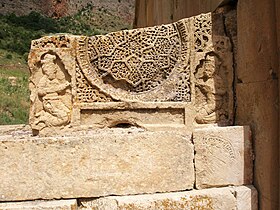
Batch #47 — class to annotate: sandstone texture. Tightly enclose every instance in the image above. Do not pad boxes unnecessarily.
[0,186,258,210]
[236,1,280,209]
[0,199,77,210]
[193,126,253,189]
[134,0,224,27]
[235,186,258,210]
[80,186,257,210]
[0,127,194,201]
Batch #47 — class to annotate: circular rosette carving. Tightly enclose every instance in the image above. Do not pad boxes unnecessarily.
[76,21,192,102]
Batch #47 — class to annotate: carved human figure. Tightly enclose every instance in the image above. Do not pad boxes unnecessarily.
[195,55,226,123]
[33,53,71,130]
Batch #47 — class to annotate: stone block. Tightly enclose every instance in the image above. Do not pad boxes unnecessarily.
[0,127,194,201]
[79,187,236,210]
[0,199,77,210]
[235,186,258,210]
[193,126,253,189]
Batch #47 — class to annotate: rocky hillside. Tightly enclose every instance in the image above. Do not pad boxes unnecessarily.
[0,0,135,21]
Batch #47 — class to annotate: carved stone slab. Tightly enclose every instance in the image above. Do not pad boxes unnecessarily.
[28,12,233,135]
[193,126,253,189]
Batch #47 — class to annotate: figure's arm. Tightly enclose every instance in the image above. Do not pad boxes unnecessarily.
[37,77,47,96]
[38,80,70,95]
[56,81,70,93]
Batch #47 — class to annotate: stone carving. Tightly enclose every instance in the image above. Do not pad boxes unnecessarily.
[28,12,233,134]
[193,126,253,188]
[76,63,113,103]
[29,52,72,133]
[76,18,192,102]
[195,54,226,123]
[194,36,233,125]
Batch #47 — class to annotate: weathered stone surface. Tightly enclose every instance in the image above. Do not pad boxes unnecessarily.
[28,12,233,135]
[134,0,224,27]
[193,126,253,189]
[235,186,258,210]
[0,199,77,210]
[79,187,236,210]
[0,127,194,201]
[236,3,279,209]
[236,81,279,210]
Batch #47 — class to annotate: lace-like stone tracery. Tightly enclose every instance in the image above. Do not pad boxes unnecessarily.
[75,63,113,103]
[76,14,211,102]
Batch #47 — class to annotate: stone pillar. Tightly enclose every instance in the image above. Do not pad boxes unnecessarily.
[236,0,279,209]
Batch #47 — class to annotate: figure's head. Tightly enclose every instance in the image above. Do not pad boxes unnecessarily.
[41,54,57,80]
[203,55,215,77]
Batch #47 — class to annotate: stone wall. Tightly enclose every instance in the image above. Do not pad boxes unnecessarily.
[134,0,224,28]
[236,0,279,209]
[0,125,256,209]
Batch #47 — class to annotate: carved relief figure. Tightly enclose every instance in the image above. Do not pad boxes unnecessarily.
[32,53,71,131]
[195,54,227,124]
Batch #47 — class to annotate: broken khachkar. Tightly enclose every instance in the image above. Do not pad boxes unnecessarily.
[28,12,233,135]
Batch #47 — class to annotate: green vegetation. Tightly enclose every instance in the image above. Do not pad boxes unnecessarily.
[0,5,132,57]
[0,49,29,124]
[0,5,132,124]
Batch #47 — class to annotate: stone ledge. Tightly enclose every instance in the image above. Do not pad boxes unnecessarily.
[0,186,258,210]
[0,127,194,201]
[0,199,77,210]
[193,126,253,189]
[79,186,258,210]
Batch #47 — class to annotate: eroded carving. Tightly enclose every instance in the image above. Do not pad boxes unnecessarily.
[31,35,71,49]
[75,63,113,103]
[29,53,72,132]
[194,36,233,125]
[28,12,234,134]
[76,17,194,102]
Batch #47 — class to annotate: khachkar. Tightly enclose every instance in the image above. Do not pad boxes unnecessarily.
[29,12,233,135]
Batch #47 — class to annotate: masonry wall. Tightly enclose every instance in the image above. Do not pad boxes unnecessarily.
[235,0,279,209]
[134,0,280,209]
[134,0,223,28]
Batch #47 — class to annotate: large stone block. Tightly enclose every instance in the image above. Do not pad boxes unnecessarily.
[0,127,194,201]
[193,126,253,189]
[79,187,236,210]
[0,199,77,210]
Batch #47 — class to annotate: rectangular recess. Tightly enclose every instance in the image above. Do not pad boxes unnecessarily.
[80,108,185,126]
